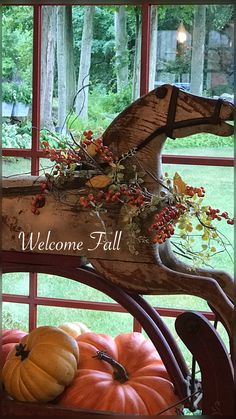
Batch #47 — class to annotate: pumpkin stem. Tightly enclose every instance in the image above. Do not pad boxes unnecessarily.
[15,343,30,361]
[93,350,129,383]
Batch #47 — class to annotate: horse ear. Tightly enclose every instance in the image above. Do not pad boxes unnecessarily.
[156,85,168,99]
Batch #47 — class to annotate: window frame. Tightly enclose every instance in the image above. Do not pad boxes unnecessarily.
[2,1,233,332]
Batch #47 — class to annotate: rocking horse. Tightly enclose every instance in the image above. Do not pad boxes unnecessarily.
[3,85,234,340]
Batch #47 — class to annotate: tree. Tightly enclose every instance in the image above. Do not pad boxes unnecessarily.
[65,6,76,110]
[57,7,67,132]
[2,6,33,84]
[75,6,95,120]
[114,6,129,93]
[132,7,141,100]
[149,6,158,90]
[40,6,57,130]
[190,5,206,95]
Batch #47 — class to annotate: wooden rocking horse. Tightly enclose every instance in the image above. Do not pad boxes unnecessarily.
[3,84,234,341]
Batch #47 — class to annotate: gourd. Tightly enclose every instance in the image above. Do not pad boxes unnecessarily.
[59,332,179,415]
[58,321,91,339]
[2,326,79,402]
[2,329,27,367]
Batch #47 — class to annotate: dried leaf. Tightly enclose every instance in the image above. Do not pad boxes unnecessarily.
[173,172,187,194]
[86,175,111,189]
[86,143,97,157]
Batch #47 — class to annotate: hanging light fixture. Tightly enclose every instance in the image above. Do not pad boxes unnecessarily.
[176,22,187,44]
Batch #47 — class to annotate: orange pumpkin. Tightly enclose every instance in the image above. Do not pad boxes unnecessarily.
[59,332,179,415]
[58,321,91,339]
[2,326,79,402]
[2,329,27,367]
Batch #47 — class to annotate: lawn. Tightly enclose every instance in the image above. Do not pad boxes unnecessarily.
[2,135,234,368]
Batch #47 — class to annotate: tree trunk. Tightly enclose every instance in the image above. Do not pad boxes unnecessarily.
[149,6,158,91]
[190,5,206,95]
[132,8,141,100]
[65,6,76,111]
[40,6,57,130]
[57,7,67,133]
[75,6,94,121]
[114,6,129,93]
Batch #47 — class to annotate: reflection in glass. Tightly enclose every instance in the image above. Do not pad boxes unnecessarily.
[3,302,29,331]
[149,5,234,156]
[3,273,29,296]
[150,4,234,99]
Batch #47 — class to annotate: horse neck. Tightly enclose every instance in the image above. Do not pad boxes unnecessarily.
[123,134,167,195]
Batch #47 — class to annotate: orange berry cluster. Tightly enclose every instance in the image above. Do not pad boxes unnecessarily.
[79,185,146,209]
[42,141,81,166]
[120,186,145,206]
[82,131,113,163]
[149,204,186,244]
[206,206,234,225]
[184,185,205,197]
[31,194,46,215]
[79,194,96,208]
[31,180,49,215]
[83,130,93,141]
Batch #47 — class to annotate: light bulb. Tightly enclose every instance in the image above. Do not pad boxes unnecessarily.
[177,22,187,44]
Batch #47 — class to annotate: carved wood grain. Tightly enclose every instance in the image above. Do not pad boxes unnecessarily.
[2,85,234,340]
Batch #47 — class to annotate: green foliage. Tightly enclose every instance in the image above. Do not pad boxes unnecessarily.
[164,132,234,150]
[15,83,32,104]
[40,129,68,149]
[162,47,191,79]
[2,6,33,84]
[66,84,132,134]
[207,5,234,31]
[158,5,194,31]
[2,82,31,104]
[209,84,233,97]
[2,122,31,148]
[102,83,132,113]
[2,82,16,103]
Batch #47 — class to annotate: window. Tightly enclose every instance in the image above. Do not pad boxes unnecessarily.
[2,2,233,351]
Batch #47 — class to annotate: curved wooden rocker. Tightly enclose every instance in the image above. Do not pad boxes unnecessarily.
[2,84,234,341]
[2,253,234,415]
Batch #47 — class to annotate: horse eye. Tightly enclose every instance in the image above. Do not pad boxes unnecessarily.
[156,86,168,99]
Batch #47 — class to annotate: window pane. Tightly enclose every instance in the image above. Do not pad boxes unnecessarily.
[145,295,208,311]
[40,5,141,146]
[37,273,115,303]
[149,4,234,157]
[39,158,55,173]
[163,164,234,274]
[2,157,31,176]
[2,302,29,331]
[163,133,234,157]
[2,6,33,148]
[37,306,133,336]
[3,273,29,296]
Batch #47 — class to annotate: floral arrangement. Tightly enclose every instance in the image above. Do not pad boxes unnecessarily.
[32,129,234,267]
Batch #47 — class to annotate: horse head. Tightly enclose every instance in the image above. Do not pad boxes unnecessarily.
[102,84,234,175]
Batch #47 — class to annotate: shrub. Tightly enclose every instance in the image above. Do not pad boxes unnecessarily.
[2,82,16,103]
[2,122,31,148]
[102,83,132,113]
